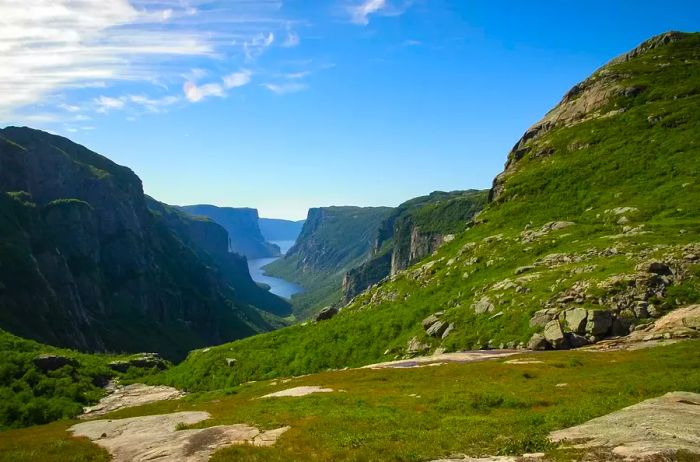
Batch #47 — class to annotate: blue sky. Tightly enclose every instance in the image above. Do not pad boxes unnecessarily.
[1,1,699,219]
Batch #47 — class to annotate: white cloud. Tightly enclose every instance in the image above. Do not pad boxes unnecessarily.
[223,69,252,88]
[263,82,307,95]
[0,0,294,120]
[244,32,275,60]
[348,0,412,25]
[95,96,126,112]
[183,82,224,102]
[282,31,300,48]
[349,0,386,25]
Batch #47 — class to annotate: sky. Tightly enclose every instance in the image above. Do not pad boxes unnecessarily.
[1,1,699,219]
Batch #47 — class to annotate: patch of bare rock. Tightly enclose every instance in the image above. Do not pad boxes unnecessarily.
[550,391,700,460]
[363,350,517,370]
[81,382,185,418]
[70,411,289,462]
[261,386,334,398]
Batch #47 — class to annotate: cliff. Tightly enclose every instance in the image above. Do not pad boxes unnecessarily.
[0,127,287,359]
[342,190,488,302]
[179,204,280,259]
[258,217,305,242]
[264,206,393,318]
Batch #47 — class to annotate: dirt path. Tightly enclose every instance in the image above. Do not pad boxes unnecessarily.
[70,411,289,462]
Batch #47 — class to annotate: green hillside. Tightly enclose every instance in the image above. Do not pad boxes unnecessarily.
[155,31,700,391]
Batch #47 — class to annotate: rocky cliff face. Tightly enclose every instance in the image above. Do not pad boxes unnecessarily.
[0,127,285,359]
[342,190,488,302]
[258,218,305,242]
[179,205,280,259]
[264,206,393,319]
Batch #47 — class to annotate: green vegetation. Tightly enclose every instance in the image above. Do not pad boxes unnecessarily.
[0,329,145,430]
[151,32,700,391]
[1,342,698,461]
[265,206,393,319]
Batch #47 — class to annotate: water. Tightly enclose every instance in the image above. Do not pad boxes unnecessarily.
[247,240,303,300]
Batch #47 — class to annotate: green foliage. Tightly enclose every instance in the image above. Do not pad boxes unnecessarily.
[0,329,120,430]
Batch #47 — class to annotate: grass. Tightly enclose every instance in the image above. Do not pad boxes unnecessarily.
[1,341,698,461]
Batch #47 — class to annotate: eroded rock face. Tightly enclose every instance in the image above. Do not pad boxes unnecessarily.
[70,411,289,462]
[543,320,568,350]
[315,306,339,322]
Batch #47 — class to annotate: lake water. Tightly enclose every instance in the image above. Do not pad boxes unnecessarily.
[247,240,303,300]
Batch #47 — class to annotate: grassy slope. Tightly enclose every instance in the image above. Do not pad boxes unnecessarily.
[1,341,698,461]
[154,32,700,391]
[265,206,393,319]
[0,329,162,430]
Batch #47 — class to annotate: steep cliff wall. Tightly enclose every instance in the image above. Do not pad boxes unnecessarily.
[0,127,285,359]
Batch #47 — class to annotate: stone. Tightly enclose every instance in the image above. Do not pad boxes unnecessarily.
[407,337,430,354]
[33,354,78,371]
[565,333,589,348]
[647,304,662,318]
[315,306,338,321]
[109,353,167,372]
[426,321,448,338]
[225,358,237,367]
[441,323,455,339]
[640,261,672,275]
[473,296,495,314]
[527,333,550,350]
[586,310,613,336]
[544,320,569,349]
[515,265,536,275]
[422,314,441,330]
[564,308,588,334]
[81,383,185,418]
[529,308,557,327]
[611,317,633,336]
[634,301,649,318]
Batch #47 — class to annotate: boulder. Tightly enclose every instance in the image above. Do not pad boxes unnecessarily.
[109,353,167,372]
[636,260,672,275]
[407,337,430,354]
[633,301,649,318]
[473,296,495,314]
[611,317,633,336]
[515,265,536,275]
[586,310,613,336]
[422,314,441,330]
[527,333,550,350]
[565,333,590,348]
[315,306,339,321]
[225,358,237,367]
[441,323,455,339]
[426,321,448,338]
[564,308,588,334]
[33,354,78,371]
[544,320,569,349]
[529,308,557,327]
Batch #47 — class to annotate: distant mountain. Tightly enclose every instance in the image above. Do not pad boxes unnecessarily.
[264,206,393,319]
[259,218,305,242]
[179,205,280,259]
[342,190,488,302]
[0,127,288,359]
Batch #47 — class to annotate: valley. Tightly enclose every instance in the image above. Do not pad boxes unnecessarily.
[0,28,698,462]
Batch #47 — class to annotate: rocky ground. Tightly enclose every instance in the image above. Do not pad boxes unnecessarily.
[81,382,185,418]
[70,411,289,462]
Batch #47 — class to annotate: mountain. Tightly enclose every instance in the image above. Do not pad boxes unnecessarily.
[264,206,393,318]
[0,127,288,359]
[342,190,488,302]
[162,31,700,390]
[179,204,280,259]
[258,217,305,242]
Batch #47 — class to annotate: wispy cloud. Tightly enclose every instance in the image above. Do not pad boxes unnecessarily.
[282,31,300,48]
[0,0,295,121]
[347,0,413,25]
[183,68,253,102]
[263,82,307,95]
